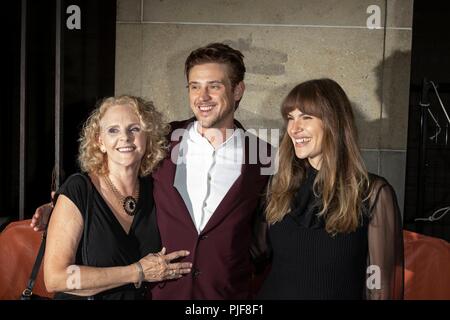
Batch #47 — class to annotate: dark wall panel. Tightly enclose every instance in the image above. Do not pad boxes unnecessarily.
[405,1,450,241]
[2,0,116,222]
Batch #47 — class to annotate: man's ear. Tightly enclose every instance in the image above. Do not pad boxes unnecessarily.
[233,81,245,101]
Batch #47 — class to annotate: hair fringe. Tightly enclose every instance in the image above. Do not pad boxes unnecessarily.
[265,79,369,234]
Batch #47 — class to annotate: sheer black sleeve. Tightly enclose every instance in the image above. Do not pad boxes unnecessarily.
[366,177,404,300]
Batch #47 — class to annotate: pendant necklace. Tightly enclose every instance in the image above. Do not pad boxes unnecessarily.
[104,175,140,216]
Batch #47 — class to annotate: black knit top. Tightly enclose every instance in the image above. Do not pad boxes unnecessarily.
[257,166,404,300]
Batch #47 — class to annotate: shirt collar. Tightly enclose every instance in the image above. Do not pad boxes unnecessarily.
[190,121,242,150]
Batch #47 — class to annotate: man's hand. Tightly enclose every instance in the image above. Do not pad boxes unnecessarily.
[30,191,55,231]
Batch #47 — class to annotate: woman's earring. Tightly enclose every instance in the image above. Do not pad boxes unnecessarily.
[100,147,106,153]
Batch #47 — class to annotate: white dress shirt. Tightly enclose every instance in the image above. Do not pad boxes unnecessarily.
[174,121,243,234]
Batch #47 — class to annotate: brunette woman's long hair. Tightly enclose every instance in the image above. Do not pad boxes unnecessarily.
[265,79,370,234]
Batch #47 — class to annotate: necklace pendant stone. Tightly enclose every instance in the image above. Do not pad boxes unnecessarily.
[123,196,137,216]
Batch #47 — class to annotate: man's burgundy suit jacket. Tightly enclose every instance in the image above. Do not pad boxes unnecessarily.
[151,118,271,299]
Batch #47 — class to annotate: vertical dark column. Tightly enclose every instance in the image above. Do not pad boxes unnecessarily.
[24,0,56,217]
[416,79,430,233]
[2,0,116,221]
[19,0,27,220]
[55,0,63,190]
[1,1,21,225]
[62,0,116,177]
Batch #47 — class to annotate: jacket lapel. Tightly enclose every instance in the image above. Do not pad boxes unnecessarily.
[201,121,262,234]
[154,118,198,231]
[156,118,267,235]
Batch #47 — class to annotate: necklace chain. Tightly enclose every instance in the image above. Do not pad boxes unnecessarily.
[103,175,140,216]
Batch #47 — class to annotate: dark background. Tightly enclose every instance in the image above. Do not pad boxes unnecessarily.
[1,0,116,224]
[404,1,450,241]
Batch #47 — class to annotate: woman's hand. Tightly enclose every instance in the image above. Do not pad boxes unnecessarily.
[139,247,192,282]
[30,191,55,231]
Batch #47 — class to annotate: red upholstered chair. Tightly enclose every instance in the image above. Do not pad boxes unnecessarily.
[404,230,450,300]
[0,219,53,300]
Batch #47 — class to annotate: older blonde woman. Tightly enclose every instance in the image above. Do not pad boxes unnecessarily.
[44,96,192,300]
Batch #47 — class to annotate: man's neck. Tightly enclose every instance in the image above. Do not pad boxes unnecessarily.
[196,122,235,149]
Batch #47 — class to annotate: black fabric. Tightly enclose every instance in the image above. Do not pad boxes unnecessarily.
[258,168,404,300]
[365,176,404,299]
[288,166,323,229]
[52,173,161,300]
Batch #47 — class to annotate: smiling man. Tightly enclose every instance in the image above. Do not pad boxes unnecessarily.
[151,43,272,299]
[31,43,273,300]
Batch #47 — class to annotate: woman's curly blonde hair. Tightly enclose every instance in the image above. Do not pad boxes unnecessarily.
[78,95,170,177]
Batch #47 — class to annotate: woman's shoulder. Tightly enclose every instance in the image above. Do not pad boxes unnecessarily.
[366,172,398,213]
[367,173,390,190]
[56,173,92,203]
[52,173,94,218]
[60,173,92,191]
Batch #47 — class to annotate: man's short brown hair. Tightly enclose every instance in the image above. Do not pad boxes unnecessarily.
[184,43,246,88]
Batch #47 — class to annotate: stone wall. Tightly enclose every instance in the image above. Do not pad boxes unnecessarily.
[115,0,413,212]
